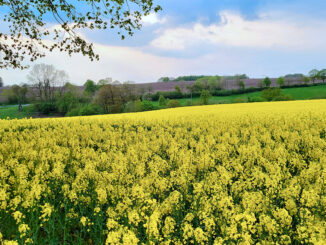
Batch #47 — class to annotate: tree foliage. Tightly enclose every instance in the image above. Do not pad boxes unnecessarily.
[158,95,167,107]
[261,88,282,101]
[95,81,136,113]
[276,77,285,87]
[309,69,319,82]
[200,90,211,105]
[84,79,97,95]
[237,80,245,90]
[4,84,29,111]
[318,69,326,82]
[0,0,162,69]
[262,77,272,88]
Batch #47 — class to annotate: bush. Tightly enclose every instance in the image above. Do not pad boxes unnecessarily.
[142,101,155,111]
[65,104,104,117]
[56,91,79,114]
[273,94,293,101]
[65,108,80,117]
[152,91,185,101]
[200,90,211,105]
[248,96,266,103]
[35,102,56,114]
[124,101,135,113]
[142,93,154,101]
[158,95,167,107]
[234,98,245,103]
[261,88,282,101]
[186,100,193,106]
[167,99,181,108]
[78,104,103,116]
[134,100,143,112]
[262,77,272,87]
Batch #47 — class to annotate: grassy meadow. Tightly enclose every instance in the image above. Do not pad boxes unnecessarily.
[154,84,326,106]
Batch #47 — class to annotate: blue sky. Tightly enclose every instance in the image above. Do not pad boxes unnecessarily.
[1,0,326,85]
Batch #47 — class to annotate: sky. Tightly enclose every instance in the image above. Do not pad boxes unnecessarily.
[1,0,326,85]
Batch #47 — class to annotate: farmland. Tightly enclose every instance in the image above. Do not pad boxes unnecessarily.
[1,100,326,244]
[153,83,326,106]
[0,105,35,120]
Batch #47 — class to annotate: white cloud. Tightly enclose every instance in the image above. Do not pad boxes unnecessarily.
[151,11,326,51]
[142,13,167,26]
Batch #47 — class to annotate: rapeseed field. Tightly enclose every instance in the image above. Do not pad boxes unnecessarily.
[0,100,326,244]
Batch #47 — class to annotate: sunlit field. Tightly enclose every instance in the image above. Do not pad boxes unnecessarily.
[1,100,326,244]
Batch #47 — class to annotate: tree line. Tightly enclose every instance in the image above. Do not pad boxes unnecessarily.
[1,66,326,116]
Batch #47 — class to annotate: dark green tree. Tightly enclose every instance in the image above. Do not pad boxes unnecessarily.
[200,90,211,105]
[158,95,167,107]
[318,69,326,82]
[302,76,310,84]
[261,88,282,101]
[309,69,319,83]
[262,77,272,88]
[167,99,181,108]
[11,84,28,111]
[174,85,182,95]
[237,80,245,90]
[276,77,285,87]
[84,80,97,95]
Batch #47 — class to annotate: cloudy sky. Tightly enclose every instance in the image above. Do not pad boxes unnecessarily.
[1,0,326,85]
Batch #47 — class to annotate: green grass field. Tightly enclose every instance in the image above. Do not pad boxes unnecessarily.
[153,83,326,106]
[0,105,35,119]
[2,84,326,119]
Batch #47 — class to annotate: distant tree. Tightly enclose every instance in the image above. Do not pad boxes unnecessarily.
[174,75,205,82]
[27,64,69,102]
[146,85,154,94]
[257,80,264,88]
[158,95,167,107]
[160,77,170,82]
[163,77,170,82]
[98,78,112,87]
[95,84,122,113]
[200,90,211,105]
[318,69,326,82]
[141,101,155,111]
[261,88,282,101]
[11,84,28,111]
[121,82,137,101]
[208,76,222,91]
[237,80,245,90]
[302,76,310,84]
[142,93,154,101]
[309,69,320,83]
[138,86,146,96]
[234,74,249,79]
[223,74,249,80]
[284,74,304,79]
[262,77,272,88]
[84,80,97,95]
[56,83,82,114]
[167,99,181,108]
[56,91,79,115]
[0,77,3,87]
[174,85,182,95]
[276,77,285,87]
[192,81,204,93]
[95,82,133,114]
[134,100,144,112]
